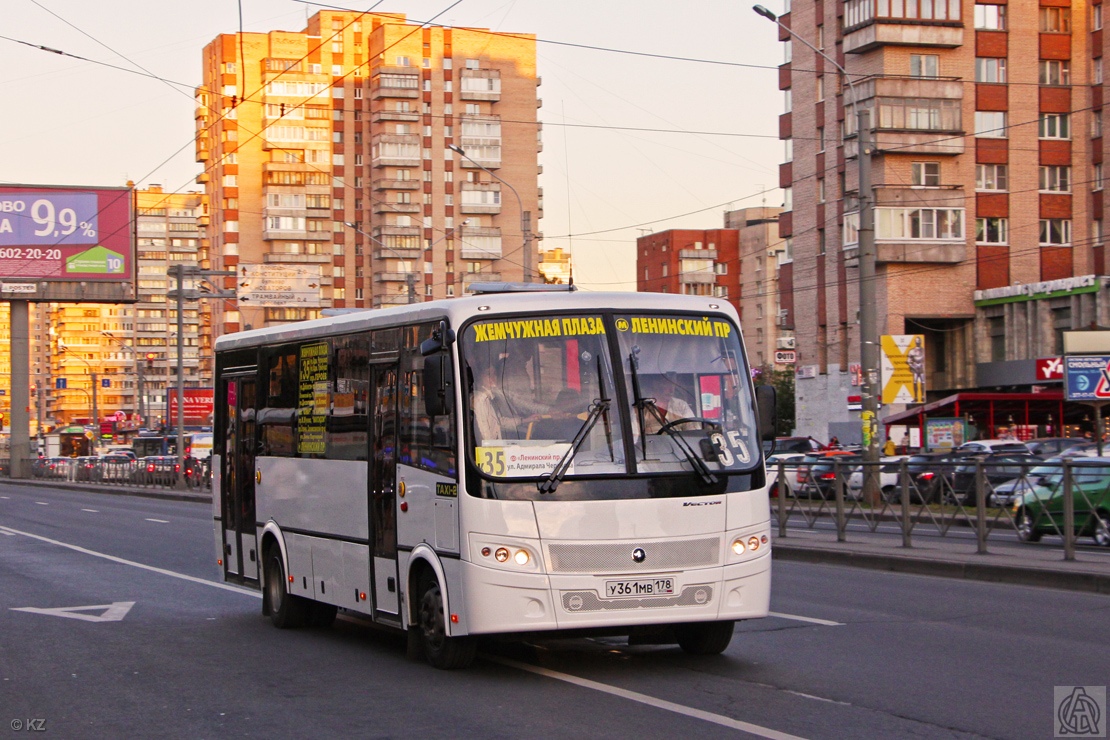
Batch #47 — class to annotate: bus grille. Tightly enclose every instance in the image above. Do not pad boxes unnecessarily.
[547,538,720,574]
[561,585,714,612]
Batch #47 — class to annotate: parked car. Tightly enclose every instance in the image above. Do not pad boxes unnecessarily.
[137,456,178,485]
[897,452,967,504]
[772,436,825,455]
[797,451,859,499]
[847,456,908,501]
[947,453,1039,505]
[1014,458,1110,546]
[766,452,805,498]
[72,456,100,481]
[990,458,1066,508]
[97,454,137,482]
[956,439,1031,454]
[1023,437,1086,457]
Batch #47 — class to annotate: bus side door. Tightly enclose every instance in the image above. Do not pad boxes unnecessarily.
[370,364,401,619]
[221,375,259,582]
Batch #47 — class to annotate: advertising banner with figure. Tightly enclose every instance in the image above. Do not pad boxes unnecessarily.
[881,334,926,404]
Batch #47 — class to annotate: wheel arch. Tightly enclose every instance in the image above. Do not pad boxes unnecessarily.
[405,544,452,632]
[258,522,288,614]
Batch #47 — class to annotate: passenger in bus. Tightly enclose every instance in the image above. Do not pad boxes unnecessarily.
[471,362,503,443]
[644,374,697,433]
[499,348,550,419]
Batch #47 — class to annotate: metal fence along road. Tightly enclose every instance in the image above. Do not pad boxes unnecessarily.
[771,458,1110,563]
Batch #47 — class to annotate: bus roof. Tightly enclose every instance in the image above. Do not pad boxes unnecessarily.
[214,291,741,353]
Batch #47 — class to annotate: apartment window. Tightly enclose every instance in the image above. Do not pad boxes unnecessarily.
[465,58,480,69]
[1039,7,1071,32]
[784,89,792,112]
[1095,58,1104,85]
[911,162,941,187]
[1039,165,1071,192]
[1095,163,1104,191]
[876,208,964,240]
[1094,115,1104,139]
[976,164,1009,191]
[1095,4,1104,30]
[974,111,1007,138]
[1039,60,1071,86]
[783,186,792,211]
[1040,219,1072,245]
[816,75,825,101]
[976,217,1008,244]
[817,126,825,152]
[910,54,939,78]
[974,4,1006,29]
[818,178,826,202]
[784,138,793,162]
[1095,219,1104,245]
[876,98,961,131]
[975,58,1007,83]
[988,315,1006,362]
[1039,113,1070,139]
[818,228,828,254]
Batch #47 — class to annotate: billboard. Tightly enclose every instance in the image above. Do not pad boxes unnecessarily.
[0,184,134,302]
[880,334,926,404]
[925,417,967,451]
[1064,355,1110,401]
[168,388,215,424]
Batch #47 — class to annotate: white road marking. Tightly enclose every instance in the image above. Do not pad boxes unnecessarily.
[82,509,99,513]
[769,611,844,627]
[490,656,809,739]
[145,518,170,524]
[0,525,261,599]
[12,601,135,623]
[1,496,10,499]
[35,502,49,506]
[0,530,13,536]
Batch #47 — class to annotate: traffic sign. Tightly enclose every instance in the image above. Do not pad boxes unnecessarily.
[1064,355,1110,401]
[237,264,323,308]
[55,378,66,390]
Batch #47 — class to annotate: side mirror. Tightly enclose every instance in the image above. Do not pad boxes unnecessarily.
[420,319,455,357]
[423,353,454,417]
[756,385,777,445]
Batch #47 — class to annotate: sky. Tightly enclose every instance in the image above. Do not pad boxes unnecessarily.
[0,0,786,291]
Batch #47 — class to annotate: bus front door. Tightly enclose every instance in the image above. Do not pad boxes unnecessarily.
[370,365,400,620]
[221,376,259,582]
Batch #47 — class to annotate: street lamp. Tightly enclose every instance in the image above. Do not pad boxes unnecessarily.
[102,330,144,421]
[344,220,469,303]
[753,5,881,473]
[59,344,98,451]
[447,143,534,283]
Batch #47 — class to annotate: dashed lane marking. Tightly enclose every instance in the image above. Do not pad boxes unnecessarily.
[145,518,170,524]
[769,611,844,627]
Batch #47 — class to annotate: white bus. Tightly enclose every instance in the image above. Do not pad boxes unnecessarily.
[213,285,776,669]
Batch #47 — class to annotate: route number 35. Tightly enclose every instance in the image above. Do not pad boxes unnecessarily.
[476,448,506,475]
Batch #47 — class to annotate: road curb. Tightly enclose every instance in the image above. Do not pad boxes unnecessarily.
[0,478,211,505]
[773,544,1110,595]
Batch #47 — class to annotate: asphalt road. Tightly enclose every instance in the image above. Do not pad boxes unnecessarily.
[1,482,1107,739]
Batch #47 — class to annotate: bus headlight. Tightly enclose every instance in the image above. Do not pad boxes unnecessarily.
[513,549,531,566]
[731,538,747,555]
[473,537,542,572]
[495,547,510,562]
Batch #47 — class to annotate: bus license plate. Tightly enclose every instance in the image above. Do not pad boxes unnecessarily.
[604,578,675,598]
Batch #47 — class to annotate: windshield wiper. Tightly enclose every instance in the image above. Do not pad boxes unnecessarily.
[538,398,610,494]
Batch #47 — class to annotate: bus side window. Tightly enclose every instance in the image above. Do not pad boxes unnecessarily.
[260,349,298,457]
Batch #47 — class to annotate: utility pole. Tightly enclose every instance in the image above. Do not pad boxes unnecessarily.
[754,4,881,496]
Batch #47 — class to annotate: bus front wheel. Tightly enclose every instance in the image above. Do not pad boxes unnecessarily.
[417,575,476,670]
[265,550,308,629]
[675,621,735,655]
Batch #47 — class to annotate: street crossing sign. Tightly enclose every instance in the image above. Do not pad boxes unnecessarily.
[1064,355,1110,401]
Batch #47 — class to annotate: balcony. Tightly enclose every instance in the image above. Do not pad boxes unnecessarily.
[371,133,421,167]
[263,252,331,264]
[373,178,421,191]
[371,68,420,99]
[455,139,501,169]
[843,0,964,53]
[679,271,716,285]
[374,271,416,284]
[373,201,421,214]
[679,249,718,260]
[464,272,502,289]
[459,69,501,101]
[460,183,502,214]
[372,109,421,124]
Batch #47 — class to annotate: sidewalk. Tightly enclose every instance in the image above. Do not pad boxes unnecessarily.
[773,527,1110,594]
[5,476,1108,595]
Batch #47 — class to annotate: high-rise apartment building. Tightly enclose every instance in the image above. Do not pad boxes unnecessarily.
[196,11,541,332]
[779,0,1105,439]
[636,207,787,367]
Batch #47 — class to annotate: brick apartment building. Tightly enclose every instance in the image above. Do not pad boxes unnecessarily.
[637,207,788,368]
[777,0,1110,440]
[196,10,541,333]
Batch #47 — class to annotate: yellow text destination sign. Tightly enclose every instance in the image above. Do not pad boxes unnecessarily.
[472,316,605,342]
[619,316,733,338]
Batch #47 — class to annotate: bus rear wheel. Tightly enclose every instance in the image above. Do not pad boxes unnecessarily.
[417,575,476,670]
[265,550,308,629]
[675,621,735,655]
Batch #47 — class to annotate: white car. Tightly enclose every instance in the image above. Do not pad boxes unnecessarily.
[956,439,1031,454]
[766,453,805,498]
[847,456,908,501]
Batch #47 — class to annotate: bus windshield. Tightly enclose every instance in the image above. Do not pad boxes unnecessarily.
[460,312,758,493]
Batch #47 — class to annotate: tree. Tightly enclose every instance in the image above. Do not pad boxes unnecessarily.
[752,364,795,437]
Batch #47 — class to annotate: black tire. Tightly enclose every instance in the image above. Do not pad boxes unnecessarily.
[675,620,735,655]
[881,486,898,504]
[1015,508,1042,543]
[1093,511,1110,547]
[265,550,309,628]
[308,602,338,628]
[417,575,476,669]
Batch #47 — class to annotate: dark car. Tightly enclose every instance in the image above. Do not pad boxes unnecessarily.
[1024,437,1086,457]
[947,452,1039,505]
[796,451,858,499]
[136,456,178,485]
[897,452,967,503]
[72,456,99,481]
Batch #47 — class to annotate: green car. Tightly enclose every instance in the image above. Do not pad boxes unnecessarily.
[1013,458,1110,547]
